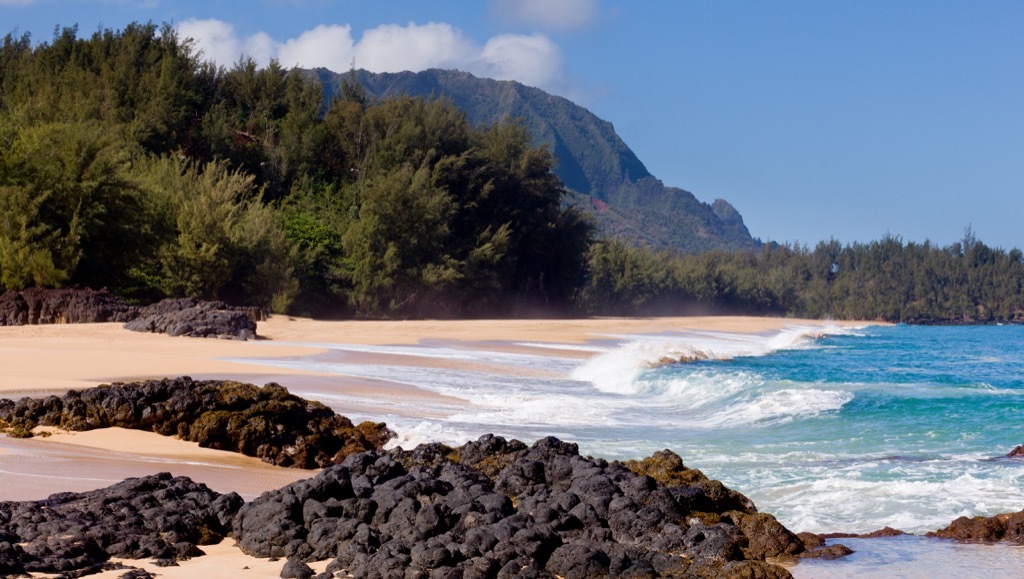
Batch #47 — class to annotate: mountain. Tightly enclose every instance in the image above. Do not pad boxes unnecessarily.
[314,68,757,253]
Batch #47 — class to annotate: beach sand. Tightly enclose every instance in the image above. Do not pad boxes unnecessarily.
[0,315,864,577]
[0,315,854,391]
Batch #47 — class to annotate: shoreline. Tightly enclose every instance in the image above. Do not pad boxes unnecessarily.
[0,315,874,500]
[0,315,871,392]
[0,315,883,577]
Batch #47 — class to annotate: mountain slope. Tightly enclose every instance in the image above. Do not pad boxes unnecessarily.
[314,68,757,253]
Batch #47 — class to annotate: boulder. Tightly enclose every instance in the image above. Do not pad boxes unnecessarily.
[124,297,259,340]
[927,510,1024,543]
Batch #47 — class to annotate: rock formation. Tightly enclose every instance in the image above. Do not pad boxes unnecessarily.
[0,377,393,468]
[0,472,241,576]
[0,289,264,340]
[233,435,830,578]
[0,287,136,326]
[123,297,261,340]
[927,510,1024,543]
[0,382,855,577]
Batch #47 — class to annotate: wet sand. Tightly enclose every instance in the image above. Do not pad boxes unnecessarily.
[0,315,868,577]
[0,427,318,502]
[0,315,866,499]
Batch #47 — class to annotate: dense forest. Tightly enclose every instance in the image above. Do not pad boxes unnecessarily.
[579,231,1024,323]
[1,24,1022,323]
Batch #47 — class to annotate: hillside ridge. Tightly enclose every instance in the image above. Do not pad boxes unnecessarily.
[314,68,757,252]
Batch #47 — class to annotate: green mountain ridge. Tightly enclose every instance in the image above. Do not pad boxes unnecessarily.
[313,68,757,253]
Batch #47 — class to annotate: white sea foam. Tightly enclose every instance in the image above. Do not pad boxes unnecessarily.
[742,460,1024,534]
[383,420,476,450]
[694,388,855,428]
[233,324,1024,558]
[515,342,612,353]
[570,325,850,395]
[446,391,619,427]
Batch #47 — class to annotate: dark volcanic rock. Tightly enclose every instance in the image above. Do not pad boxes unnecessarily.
[0,290,28,325]
[0,377,393,469]
[0,287,136,325]
[0,429,807,577]
[233,435,798,578]
[0,289,265,341]
[124,297,260,340]
[927,510,1024,543]
[819,526,908,540]
[0,473,240,575]
[1006,444,1024,457]
[798,543,855,560]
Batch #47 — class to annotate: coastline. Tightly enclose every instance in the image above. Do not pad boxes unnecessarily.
[0,315,876,577]
[0,315,870,392]
[0,315,871,500]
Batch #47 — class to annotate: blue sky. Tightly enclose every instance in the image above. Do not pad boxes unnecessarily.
[3,1,1022,249]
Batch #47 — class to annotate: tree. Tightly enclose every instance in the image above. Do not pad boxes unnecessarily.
[137,156,297,310]
[0,120,146,291]
[342,162,455,317]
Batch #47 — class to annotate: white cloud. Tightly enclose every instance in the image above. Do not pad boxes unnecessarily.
[478,34,562,87]
[492,0,599,30]
[177,19,244,66]
[278,24,355,71]
[355,22,476,72]
[243,31,280,67]
[176,19,568,94]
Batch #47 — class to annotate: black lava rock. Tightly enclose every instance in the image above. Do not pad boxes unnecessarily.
[0,473,240,575]
[0,377,394,469]
[232,435,801,578]
[123,297,260,340]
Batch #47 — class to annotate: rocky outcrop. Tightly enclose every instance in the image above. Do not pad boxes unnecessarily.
[0,289,265,340]
[927,510,1024,543]
[819,526,908,540]
[123,297,261,340]
[0,382,857,577]
[0,378,393,468]
[233,435,803,578]
[0,435,826,577]
[0,287,136,326]
[0,472,242,576]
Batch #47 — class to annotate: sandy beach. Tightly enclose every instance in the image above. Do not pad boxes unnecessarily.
[0,315,854,392]
[0,315,865,576]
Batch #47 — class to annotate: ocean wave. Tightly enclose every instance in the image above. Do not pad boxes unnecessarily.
[693,388,854,428]
[570,325,854,395]
[446,392,618,427]
[762,464,1024,534]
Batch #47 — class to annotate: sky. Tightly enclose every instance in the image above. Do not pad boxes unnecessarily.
[3,0,1022,249]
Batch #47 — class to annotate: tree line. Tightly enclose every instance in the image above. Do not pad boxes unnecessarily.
[1,24,1022,323]
[578,232,1024,323]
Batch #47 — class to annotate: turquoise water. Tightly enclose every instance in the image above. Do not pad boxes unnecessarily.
[620,325,1024,534]
[238,324,1024,538]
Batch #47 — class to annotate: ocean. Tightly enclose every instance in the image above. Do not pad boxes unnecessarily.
[234,323,1024,576]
